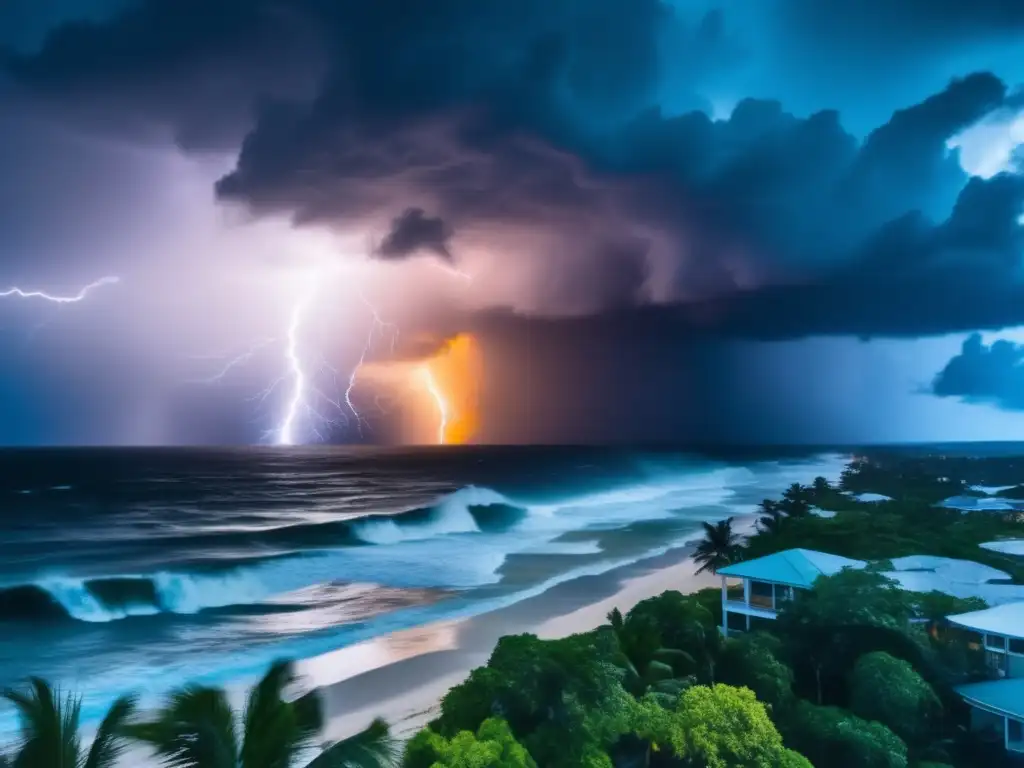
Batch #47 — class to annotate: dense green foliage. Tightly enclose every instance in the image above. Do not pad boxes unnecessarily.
[404,718,536,768]
[432,631,638,767]
[784,701,908,768]
[666,684,793,768]
[401,456,1023,767]
[849,653,942,747]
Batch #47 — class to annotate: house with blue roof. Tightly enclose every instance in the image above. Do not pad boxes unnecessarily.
[948,602,1024,755]
[716,548,867,635]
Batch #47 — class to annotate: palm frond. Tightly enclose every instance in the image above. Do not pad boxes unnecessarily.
[127,685,238,768]
[241,661,316,768]
[651,648,695,670]
[305,718,399,768]
[84,693,139,768]
[2,677,81,768]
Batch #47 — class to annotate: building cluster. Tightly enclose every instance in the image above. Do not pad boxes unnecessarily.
[719,548,1024,755]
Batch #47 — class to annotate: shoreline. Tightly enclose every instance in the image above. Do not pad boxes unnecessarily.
[312,520,748,743]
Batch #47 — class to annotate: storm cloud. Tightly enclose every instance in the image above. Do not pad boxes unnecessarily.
[932,333,1024,410]
[375,209,454,264]
[6,1,1023,339]
[2,0,1024,444]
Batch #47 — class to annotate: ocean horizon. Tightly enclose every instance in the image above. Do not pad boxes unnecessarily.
[0,444,874,741]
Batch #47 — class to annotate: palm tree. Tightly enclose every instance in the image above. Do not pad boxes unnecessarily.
[1,678,137,768]
[606,608,695,700]
[129,660,398,768]
[811,476,831,496]
[694,518,741,575]
[783,483,806,503]
[757,503,787,535]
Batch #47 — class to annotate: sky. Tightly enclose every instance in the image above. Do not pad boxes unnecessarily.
[0,0,1023,446]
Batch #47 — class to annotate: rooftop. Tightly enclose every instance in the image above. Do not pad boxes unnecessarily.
[981,540,1024,557]
[948,602,1024,639]
[956,678,1024,719]
[718,548,867,589]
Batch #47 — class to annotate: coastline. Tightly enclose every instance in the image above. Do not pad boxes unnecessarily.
[312,520,748,743]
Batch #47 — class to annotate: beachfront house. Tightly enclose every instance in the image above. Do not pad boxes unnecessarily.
[948,602,1024,755]
[716,548,866,636]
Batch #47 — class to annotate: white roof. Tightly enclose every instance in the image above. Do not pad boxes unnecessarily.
[980,540,1024,557]
[809,506,837,519]
[882,555,1023,606]
[851,493,893,503]
[887,555,1009,584]
[948,602,1024,639]
[938,495,1015,512]
[970,485,1019,495]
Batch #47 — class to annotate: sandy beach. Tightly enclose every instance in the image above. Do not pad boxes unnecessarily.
[311,523,742,743]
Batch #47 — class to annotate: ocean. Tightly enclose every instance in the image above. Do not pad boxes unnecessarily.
[0,445,848,740]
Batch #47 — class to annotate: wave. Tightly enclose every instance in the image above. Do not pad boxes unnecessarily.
[0,570,269,623]
[0,487,528,624]
[351,486,525,544]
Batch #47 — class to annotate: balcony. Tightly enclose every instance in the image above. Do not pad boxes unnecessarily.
[724,600,778,620]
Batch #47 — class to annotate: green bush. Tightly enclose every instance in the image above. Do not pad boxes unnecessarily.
[403,717,536,768]
[785,700,908,768]
[849,652,942,746]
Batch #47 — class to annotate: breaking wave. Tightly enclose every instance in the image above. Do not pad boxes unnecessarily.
[0,486,528,623]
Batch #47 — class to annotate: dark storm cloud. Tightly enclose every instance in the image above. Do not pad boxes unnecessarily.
[375,209,454,263]
[3,0,329,149]
[8,0,1024,340]
[932,333,1024,410]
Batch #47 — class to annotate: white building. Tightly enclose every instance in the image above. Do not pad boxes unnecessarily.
[716,548,866,636]
[948,602,1024,755]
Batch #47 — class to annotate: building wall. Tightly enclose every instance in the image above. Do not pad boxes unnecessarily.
[1009,654,1024,678]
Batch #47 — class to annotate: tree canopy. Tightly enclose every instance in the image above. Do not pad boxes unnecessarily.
[849,652,942,747]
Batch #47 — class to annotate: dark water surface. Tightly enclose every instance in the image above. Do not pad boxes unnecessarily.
[0,445,848,736]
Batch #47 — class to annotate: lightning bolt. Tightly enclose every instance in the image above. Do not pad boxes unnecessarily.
[420,365,448,445]
[0,276,120,303]
[189,257,464,446]
[266,276,399,446]
[276,284,315,446]
[188,337,277,385]
[343,293,399,436]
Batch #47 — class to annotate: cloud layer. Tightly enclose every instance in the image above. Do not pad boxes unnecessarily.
[3,0,1024,441]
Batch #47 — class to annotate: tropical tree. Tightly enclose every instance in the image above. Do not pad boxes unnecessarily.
[717,632,795,714]
[812,476,832,496]
[849,652,942,747]
[694,518,742,575]
[129,660,398,768]
[756,501,787,535]
[662,684,811,768]
[1,678,137,768]
[605,607,695,701]
[783,700,908,768]
[403,717,536,768]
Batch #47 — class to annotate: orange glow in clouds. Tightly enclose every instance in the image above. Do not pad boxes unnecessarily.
[353,332,481,445]
[419,333,480,445]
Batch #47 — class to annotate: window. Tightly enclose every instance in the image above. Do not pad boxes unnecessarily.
[985,634,1007,652]
[749,581,773,609]
[1009,638,1024,656]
